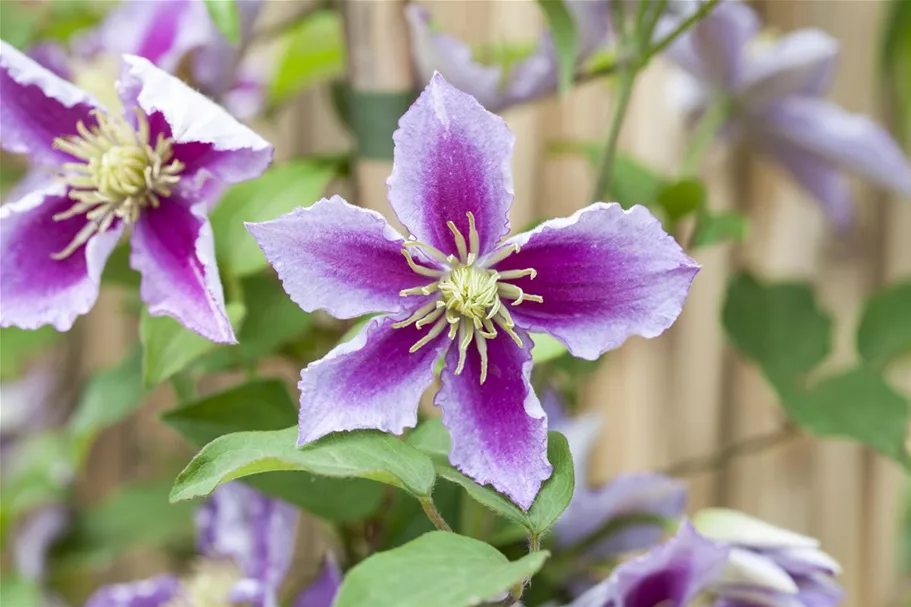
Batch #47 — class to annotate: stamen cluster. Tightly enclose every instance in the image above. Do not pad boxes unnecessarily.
[51,109,184,259]
[394,212,542,384]
[163,559,242,607]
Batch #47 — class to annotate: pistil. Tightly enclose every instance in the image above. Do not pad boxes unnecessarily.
[50,109,184,260]
[394,212,543,384]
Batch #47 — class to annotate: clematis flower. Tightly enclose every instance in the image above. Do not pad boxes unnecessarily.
[0,43,272,342]
[544,391,688,559]
[85,482,341,607]
[247,73,699,509]
[694,508,844,607]
[405,1,610,112]
[664,0,911,229]
[565,522,729,607]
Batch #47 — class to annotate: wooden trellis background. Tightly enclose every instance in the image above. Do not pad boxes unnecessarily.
[71,1,908,606]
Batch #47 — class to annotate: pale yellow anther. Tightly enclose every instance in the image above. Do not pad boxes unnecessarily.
[395,216,542,384]
[163,558,241,607]
[50,108,183,260]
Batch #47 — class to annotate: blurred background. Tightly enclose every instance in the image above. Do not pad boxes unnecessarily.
[1,1,909,606]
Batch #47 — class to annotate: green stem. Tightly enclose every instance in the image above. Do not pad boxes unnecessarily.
[590,67,638,203]
[419,497,453,532]
[170,372,197,402]
[680,96,732,176]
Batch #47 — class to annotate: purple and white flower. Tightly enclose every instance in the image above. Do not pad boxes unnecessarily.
[405,1,610,112]
[694,508,844,607]
[85,483,340,607]
[665,0,911,228]
[81,0,267,119]
[544,392,688,559]
[0,43,272,342]
[247,73,699,509]
[566,522,730,607]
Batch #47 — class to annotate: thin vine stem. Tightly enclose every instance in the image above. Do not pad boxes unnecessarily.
[590,67,637,203]
[419,497,453,532]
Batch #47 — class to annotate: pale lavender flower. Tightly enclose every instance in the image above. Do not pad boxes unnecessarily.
[247,73,699,509]
[544,392,688,559]
[85,483,339,607]
[0,43,272,342]
[405,1,611,112]
[694,509,844,607]
[566,522,729,607]
[665,0,911,229]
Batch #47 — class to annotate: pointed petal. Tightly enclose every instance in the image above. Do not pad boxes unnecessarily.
[388,73,515,258]
[694,509,819,550]
[1,183,122,332]
[84,576,181,607]
[435,331,551,510]
[292,556,342,607]
[0,40,99,165]
[130,195,234,343]
[720,548,800,594]
[569,523,729,607]
[192,0,264,100]
[196,483,298,591]
[741,29,838,107]
[245,196,429,319]
[665,1,759,86]
[89,0,210,72]
[556,473,688,557]
[117,54,273,186]
[772,546,842,577]
[764,97,911,195]
[27,42,72,80]
[795,574,844,607]
[298,314,449,444]
[404,5,506,111]
[757,136,854,230]
[495,203,699,360]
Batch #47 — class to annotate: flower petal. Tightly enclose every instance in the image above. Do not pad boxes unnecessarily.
[795,574,844,607]
[89,0,210,72]
[665,1,759,87]
[388,72,514,258]
[117,54,273,186]
[741,29,838,107]
[0,40,99,165]
[771,547,842,577]
[545,394,602,484]
[27,42,72,80]
[14,504,69,583]
[404,5,505,111]
[555,473,688,557]
[435,331,551,510]
[568,523,729,607]
[191,0,264,100]
[495,203,699,360]
[245,196,428,319]
[757,136,854,230]
[764,97,911,196]
[196,483,298,592]
[694,509,819,550]
[292,556,342,607]
[85,576,181,607]
[720,548,800,594]
[130,195,234,343]
[1,183,122,332]
[297,313,449,444]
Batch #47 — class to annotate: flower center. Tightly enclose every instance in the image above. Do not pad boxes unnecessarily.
[50,108,184,260]
[163,559,246,607]
[394,212,542,384]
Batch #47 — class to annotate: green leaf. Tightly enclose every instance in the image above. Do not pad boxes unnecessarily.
[163,381,383,521]
[537,0,579,95]
[408,420,574,536]
[334,531,549,607]
[210,160,337,277]
[531,333,568,364]
[171,427,437,502]
[270,10,345,103]
[70,347,146,439]
[162,379,297,446]
[0,326,62,381]
[656,178,706,226]
[722,272,832,379]
[0,432,77,520]
[139,302,246,387]
[203,0,240,44]
[0,1,39,48]
[786,367,909,464]
[857,280,911,366]
[610,154,667,209]
[690,210,748,249]
[0,576,40,607]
